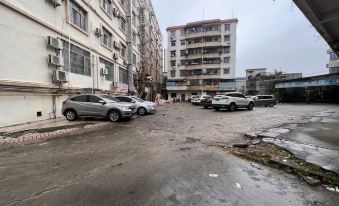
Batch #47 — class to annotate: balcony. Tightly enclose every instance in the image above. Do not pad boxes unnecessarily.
[186,52,221,59]
[185,74,221,79]
[186,63,220,70]
[186,41,221,49]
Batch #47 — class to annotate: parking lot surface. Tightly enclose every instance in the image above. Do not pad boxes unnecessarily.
[0,103,338,205]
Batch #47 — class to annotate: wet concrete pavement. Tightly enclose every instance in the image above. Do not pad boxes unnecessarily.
[261,108,339,174]
[0,103,339,205]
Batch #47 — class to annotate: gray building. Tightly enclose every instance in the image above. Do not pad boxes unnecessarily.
[165,19,238,101]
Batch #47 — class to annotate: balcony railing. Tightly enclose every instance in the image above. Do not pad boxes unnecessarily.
[166,82,236,91]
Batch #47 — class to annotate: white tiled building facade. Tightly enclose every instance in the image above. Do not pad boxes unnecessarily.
[0,0,162,127]
[165,19,238,101]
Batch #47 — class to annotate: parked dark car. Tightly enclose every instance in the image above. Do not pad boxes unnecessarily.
[200,96,213,108]
[253,95,277,107]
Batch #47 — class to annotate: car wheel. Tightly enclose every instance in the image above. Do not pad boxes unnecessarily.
[137,107,147,115]
[269,102,274,107]
[108,110,121,122]
[229,103,236,112]
[214,108,220,111]
[248,102,254,110]
[65,110,77,121]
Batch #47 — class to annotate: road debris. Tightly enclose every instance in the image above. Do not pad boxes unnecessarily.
[209,174,219,178]
[233,142,249,148]
[303,176,321,186]
[236,183,242,189]
[250,162,261,170]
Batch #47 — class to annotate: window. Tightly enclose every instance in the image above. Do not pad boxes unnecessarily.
[170,31,175,38]
[101,0,112,15]
[171,93,177,98]
[170,50,176,57]
[119,18,126,32]
[180,60,187,65]
[70,0,87,31]
[170,70,176,77]
[171,41,176,46]
[223,46,230,53]
[119,67,128,84]
[223,68,230,74]
[330,51,338,60]
[71,95,87,102]
[181,40,186,45]
[120,43,126,58]
[225,24,230,31]
[99,58,114,81]
[223,57,230,63]
[180,50,186,56]
[62,40,91,76]
[133,53,137,65]
[102,27,112,48]
[224,35,230,42]
[180,70,186,77]
[171,61,176,67]
[180,29,186,36]
[88,95,102,103]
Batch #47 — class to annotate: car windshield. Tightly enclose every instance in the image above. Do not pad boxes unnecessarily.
[99,95,120,102]
[131,97,145,102]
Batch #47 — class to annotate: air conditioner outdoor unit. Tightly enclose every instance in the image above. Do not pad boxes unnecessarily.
[47,36,63,50]
[112,81,118,88]
[53,70,68,83]
[101,68,109,76]
[49,0,62,7]
[113,53,118,60]
[95,28,102,37]
[112,8,117,17]
[170,36,175,40]
[48,54,64,67]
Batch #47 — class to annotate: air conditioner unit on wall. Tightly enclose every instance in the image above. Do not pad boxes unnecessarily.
[101,68,109,76]
[48,0,62,8]
[47,36,63,50]
[48,54,64,67]
[112,81,118,88]
[53,70,68,83]
[95,28,102,37]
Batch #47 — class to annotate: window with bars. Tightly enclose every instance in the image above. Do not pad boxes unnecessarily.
[225,24,230,31]
[119,67,128,84]
[62,40,91,76]
[99,58,114,81]
[70,0,87,31]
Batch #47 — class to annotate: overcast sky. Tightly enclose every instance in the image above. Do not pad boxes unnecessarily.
[151,0,330,77]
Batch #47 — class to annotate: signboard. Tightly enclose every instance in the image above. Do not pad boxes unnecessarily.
[118,84,128,93]
[331,78,339,85]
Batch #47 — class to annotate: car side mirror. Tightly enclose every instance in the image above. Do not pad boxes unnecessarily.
[99,100,106,105]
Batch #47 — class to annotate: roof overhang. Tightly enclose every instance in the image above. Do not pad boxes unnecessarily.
[293,0,339,56]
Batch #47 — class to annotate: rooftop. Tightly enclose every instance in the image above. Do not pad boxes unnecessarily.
[166,18,238,31]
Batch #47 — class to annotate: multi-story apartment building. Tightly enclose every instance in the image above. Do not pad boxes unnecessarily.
[0,0,162,127]
[327,50,339,74]
[165,19,238,101]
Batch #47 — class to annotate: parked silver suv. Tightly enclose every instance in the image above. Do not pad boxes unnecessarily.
[212,92,254,112]
[115,96,156,115]
[62,94,136,122]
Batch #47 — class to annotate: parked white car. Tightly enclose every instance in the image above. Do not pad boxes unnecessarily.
[212,92,254,112]
[191,95,210,105]
[115,96,156,115]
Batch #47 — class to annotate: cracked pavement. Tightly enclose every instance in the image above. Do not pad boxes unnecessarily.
[0,103,339,205]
